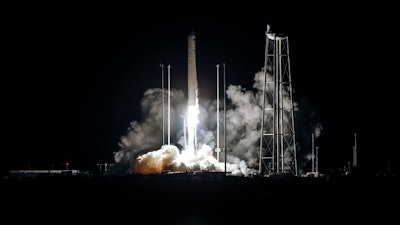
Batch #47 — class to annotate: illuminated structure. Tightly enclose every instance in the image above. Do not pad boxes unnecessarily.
[259,25,298,176]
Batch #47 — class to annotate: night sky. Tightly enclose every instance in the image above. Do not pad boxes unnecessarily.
[3,2,397,174]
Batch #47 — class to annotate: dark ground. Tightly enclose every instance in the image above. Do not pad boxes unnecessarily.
[1,173,398,224]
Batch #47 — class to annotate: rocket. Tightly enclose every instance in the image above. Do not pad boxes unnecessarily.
[187,31,198,106]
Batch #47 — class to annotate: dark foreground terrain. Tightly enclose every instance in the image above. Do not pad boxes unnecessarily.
[1,173,398,224]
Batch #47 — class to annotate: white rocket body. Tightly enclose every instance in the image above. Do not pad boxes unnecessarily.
[188,31,198,106]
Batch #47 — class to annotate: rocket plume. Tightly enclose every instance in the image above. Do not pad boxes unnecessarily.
[187,105,199,155]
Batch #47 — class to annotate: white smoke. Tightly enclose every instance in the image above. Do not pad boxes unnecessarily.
[224,84,261,167]
[134,144,247,176]
[114,68,321,176]
[114,88,185,165]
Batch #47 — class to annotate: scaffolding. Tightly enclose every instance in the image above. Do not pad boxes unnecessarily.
[259,25,298,176]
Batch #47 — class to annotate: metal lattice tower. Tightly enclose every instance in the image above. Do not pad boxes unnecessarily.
[259,25,298,176]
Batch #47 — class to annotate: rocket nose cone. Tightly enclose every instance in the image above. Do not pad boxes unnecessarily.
[189,30,195,36]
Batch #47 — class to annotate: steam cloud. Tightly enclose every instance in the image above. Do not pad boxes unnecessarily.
[114,68,321,176]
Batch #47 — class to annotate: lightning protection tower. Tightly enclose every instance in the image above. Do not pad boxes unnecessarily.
[259,25,298,176]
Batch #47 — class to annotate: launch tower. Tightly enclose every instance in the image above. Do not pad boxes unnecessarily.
[259,25,298,176]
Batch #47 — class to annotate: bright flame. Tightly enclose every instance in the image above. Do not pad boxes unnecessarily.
[186,104,199,156]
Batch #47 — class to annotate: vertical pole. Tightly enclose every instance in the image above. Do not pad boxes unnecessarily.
[279,39,284,172]
[274,35,280,173]
[316,146,319,173]
[161,64,165,145]
[271,36,275,173]
[223,63,227,173]
[216,64,220,162]
[312,133,315,173]
[167,65,171,145]
[353,132,357,167]
[182,115,187,151]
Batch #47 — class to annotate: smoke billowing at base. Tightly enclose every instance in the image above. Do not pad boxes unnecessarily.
[134,145,248,176]
[114,68,322,176]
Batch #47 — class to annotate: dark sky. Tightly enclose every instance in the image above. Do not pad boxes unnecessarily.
[3,2,397,173]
